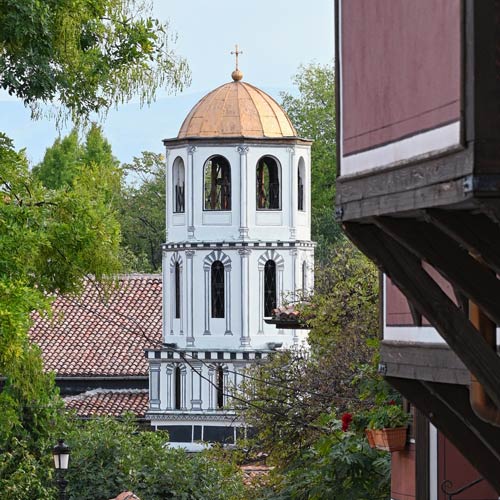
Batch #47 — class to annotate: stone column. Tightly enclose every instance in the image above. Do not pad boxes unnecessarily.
[225,264,232,335]
[149,363,161,410]
[287,146,296,239]
[165,364,173,410]
[290,248,298,344]
[239,248,251,347]
[238,146,249,239]
[187,146,196,239]
[180,366,187,410]
[165,149,171,241]
[278,263,285,335]
[203,264,210,335]
[190,361,203,410]
[163,250,169,338]
[208,366,215,410]
[186,250,195,346]
[258,265,264,334]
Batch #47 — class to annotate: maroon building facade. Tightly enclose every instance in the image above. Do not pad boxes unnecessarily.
[336,1,500,498]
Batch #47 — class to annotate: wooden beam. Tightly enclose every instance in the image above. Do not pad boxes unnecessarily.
[344,222,500,409]
[426,209,500,276]
[374,217,500,326]
[386,377,500,494]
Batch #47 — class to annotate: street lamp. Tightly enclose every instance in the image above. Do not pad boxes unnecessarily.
[53,439,70,500]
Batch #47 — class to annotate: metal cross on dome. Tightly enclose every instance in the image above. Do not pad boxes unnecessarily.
[231,44,243,70]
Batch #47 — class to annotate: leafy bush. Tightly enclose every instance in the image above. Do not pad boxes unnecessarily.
[64,415,245,500]
[257,416,390,500]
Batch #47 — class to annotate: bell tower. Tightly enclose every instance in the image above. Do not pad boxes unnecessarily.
[146,62,314,447]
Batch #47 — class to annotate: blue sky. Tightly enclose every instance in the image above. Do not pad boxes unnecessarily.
[0,1,334,165]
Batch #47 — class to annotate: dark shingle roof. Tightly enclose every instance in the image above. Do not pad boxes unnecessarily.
[29,275,162,377]
[64,389,149,418]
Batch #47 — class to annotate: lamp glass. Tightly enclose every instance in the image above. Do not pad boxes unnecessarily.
[53,439,70,470]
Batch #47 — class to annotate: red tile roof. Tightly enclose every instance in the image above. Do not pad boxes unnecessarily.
[64,389,149,418]
[29,275,162,377]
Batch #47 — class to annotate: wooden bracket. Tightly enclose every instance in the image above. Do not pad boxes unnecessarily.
[374,217,500,326]
[386,377,500,494]
[344,222,500,409]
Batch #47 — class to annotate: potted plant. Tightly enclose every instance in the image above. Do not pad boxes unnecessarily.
[367,401,411,452]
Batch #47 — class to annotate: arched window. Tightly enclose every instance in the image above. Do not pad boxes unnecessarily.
[264,260,277,316]
[174,366,182,410]
[298,158,305,211]
[216,365,224,409]
[256,156,281,210]
[173,157,185,213]
[211,261,225,318]
[204,156,231,210]
[175,262,181,319]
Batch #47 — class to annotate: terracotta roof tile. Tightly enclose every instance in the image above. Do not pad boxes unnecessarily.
[29,275,162,377]
[64,390,149,418]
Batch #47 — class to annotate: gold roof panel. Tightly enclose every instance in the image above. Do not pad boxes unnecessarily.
[177,80,298,139]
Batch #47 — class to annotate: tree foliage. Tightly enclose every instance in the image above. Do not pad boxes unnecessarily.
[119,152,166,271]
[63,416,245,500]
[33,124,121,195]
[281,63,339,258]
[0,0,190,121]
[0,132,122,498]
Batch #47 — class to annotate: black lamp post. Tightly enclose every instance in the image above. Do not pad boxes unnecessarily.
[53,439,70,500]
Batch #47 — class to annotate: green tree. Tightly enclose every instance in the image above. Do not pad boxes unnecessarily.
[0,2,188,496]
[118,152,166,271]
[0,133,122,498]
[31,130,83,189]
[281,64,339,259]
[0,0,190,121]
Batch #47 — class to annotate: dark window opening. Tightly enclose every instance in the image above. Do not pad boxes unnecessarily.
[174,366,182,410]
[173,159,185,213]
[204,156,231,210]
[175,262,181,319]
[264,260,277,316]
[211,261,225,318]
[298,166,304,211]
[175,184,185,212]
[216,366,224,409]
[257,157,280,210]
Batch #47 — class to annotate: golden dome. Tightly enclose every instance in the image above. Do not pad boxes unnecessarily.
[177,80,298,139]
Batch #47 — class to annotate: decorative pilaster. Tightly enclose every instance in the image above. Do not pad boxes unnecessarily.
[208,366,215,410]
[165,364,173,410]
[190,361,203,410]
[290,248,298,344]
[238,146,249,239]
[258,265,264,334]
[169,263,174,334]
[278,260,285,336]
[180,366,187,410]
[239,248,251,347]
[165,149,171,240]
[287,146,296,239]
[186,250,195,346]
[203,264,210,335]
[149,363,161,410]
[225,264,232,335]
[223,368,230,407]
[162,250,168,339]
[187,146,196,239]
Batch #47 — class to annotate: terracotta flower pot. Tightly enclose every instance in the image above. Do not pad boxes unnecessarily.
[372,427,407,452]
[365,428,376,448]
